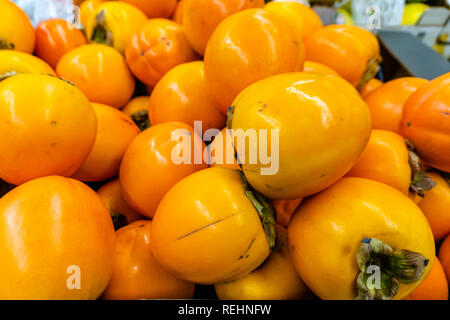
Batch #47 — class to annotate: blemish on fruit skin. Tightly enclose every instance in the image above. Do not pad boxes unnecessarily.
[407,122,411,127]
[51,121,57,126]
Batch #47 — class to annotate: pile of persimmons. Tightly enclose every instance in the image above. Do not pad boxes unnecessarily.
[0,0,449,301]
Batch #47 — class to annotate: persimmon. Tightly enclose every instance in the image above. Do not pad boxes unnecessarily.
[288,177,435,300]
[122,96,151,131]
[404,257,448,300]
[57,44,135,108]
[305,25,380,87]
[172,0,185,24]
[182,0,264,56]
[79,0,105,29]
[119,122,207,218]
[120,0,177,18]
[302,61,339,77]
[0,50,55,76]
[86,1,148,54]
[204,9,305,114]
[215,225,312,300]
[400,72,450,172]
[149,61,225,134]
[273,199,303,228]
[0,176,115,299]
[439,235,450,284]
[230,72,371,199]
[0,0,35,53]
[208,128,240,170]
[265,1,323,41]
[102,220,195,300]
[346,130,411,195]
[359,78,383,99]
[418,172,450,241]
[125,19,198,87]
[365,77,428,134]
[97,179,145,230]
[0,74,97,185]
[35,19,87,69]
[72,103,140,182]
[151,167,273,284]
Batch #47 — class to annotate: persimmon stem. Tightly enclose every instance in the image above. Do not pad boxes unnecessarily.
[356,238,429,300]
[130,110,151,131]
[0,38,14,50]
[357,56,382,90]
[406,139,436,197]
[239,171,277,250]
[91,10,113,46]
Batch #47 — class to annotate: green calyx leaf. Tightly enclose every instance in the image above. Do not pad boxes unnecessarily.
[355,238,429,300]
[357,55,383,90]
[91,10,113,46]
[0,38,14,50]
[239,171,277,250]
[406,139,436,196]
[130,110,151,131]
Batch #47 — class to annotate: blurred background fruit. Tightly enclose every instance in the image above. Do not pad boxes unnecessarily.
[0,0,35,53]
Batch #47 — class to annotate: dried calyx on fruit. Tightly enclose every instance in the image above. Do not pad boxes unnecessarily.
[356,238,429,300]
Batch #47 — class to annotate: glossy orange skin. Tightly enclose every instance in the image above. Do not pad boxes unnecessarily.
[400,73,450,172]
[126,19,198,87]
[209,128,240,170]
[182,0,263,56]
[231,72,371,199]
[205,9,305,114]
[102,220,195,300]
[0,74,97,186]
[119,122,207,218]
[303,61,340,77]
[273,199,303,228]
[418,172,450,241]
[365,77,428,134]
[439,235,450,286]
[73,103,140,182]
[0,50,56,76]
[0,176,115,299]
[151,167,270,284]
[272,198,303,228]
[35,19,87,69]
[120,0,177,18]
[265,1,323,41]
[288,178,435,300]
[97,179,145,227]
[57,44,135,108]
[305,25,380,87]
[172,0,185,24]
[346,130,411,195]
[149,61,225,134]
[359,78,383,99]
[79,0,105,29]
[404,257,448,300]
[0,0,35,53]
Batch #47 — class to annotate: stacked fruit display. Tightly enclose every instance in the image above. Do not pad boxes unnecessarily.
[0,0,449,300]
